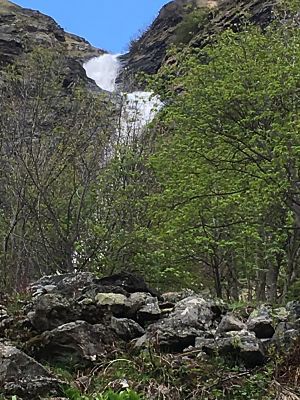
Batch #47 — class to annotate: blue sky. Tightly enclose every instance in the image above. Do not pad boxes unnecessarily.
[13,0,170,53]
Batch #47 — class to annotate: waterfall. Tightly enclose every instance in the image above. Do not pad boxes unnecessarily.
[84,54,120,92]
[83,54,162,137]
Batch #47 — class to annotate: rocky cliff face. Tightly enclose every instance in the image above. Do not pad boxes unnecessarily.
[117,0,190,90]
[117,0,275,91]
[0,0,103,88]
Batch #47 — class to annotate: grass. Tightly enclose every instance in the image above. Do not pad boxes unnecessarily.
[50,346,279,400]
[0,0,20,13]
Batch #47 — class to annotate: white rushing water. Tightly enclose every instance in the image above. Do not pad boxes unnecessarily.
[84,53,120,92]
[84,54,161,137]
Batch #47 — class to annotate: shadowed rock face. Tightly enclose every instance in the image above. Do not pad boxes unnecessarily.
[0,0,103,89]
[117,0,188,91]
[117,0,275,91]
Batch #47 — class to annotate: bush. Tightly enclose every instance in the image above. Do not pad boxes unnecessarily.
[173,8,209,44]
[64,387,142,400]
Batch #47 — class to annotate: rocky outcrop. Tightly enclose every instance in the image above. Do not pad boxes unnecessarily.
[217,314,246,333]
[1,271,300,398]
[135,295,221,352]
[195,330,266,368]
[0,0,103,89]
[247,306,275,339]
[28,320,115,366]
[117,0,276,91]
[117,0,189,90]
[0,343,61,398]
[111,316,145,341]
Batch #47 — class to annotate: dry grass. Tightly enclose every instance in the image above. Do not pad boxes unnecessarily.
[0,0,20,13]
[272,381,300,400]
[276,338,300,390]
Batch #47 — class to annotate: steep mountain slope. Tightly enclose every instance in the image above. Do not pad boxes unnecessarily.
[117,0,275,90]
[0,0,103,88]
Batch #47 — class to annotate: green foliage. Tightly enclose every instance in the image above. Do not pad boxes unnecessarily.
[287,279,300,301]
[173,8,209,44]
[59,348,278,400]
[145,11,300,299]
[63,386,142,400]
[98,390,142,400]
[0,47,114,289]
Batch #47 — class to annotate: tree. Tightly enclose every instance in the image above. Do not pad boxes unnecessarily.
[0,48,114,290]
[146,12,300,299]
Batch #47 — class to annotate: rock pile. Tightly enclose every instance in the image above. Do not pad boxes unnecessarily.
[0,271,300,398]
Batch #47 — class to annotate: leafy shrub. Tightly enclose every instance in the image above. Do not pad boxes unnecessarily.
[64,387,142,400]
[98,390,141,400]
[173,8,209,44]
[287,279,300,301]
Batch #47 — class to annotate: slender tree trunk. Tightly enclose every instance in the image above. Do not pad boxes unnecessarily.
[228,255,239,301]
[213,262,222,298]
[256,268,266,302]
[266,261,280,303]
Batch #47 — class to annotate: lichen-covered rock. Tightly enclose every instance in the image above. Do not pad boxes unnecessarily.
[30,272,95,298]
[247,306,275,339]
[272,307,290,322]
[217,314,246,333]
[95,292,128,306]
[286,301,300,325]
[27,294,75,332]
[272,321,299,350]
[138,296,218,351]
[81,283,128,299]
[95,292,129,317]
[0,343,61,398]
[195,330,266,368]
[128,292,161,323]
[28,320,116,366]
[161,290,195,304]
[111,316,145,340]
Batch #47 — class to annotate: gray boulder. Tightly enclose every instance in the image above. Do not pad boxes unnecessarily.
[247,306,275,338]
[28,320,116,366]
[97,271,159,297]
[272,321,299,350]
[30,272,95,298]
[128,292,161,322]
[286,301,300,326]
[138,296,217,351]
[195,330,266,368]
[161,290,195,304]
[111,316,145,340]
[27,294,75,332]
[217,314,246,333]
[27,292,108,332]
[173,296,216,329]
[0,343,61,398]
[95,292,130,317]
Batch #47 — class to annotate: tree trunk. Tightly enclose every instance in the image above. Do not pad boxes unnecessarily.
[266,261,280,303]
[256,269,266,301]
[213,263,222,298]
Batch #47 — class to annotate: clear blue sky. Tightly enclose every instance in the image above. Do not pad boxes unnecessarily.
[13,0,170,53]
